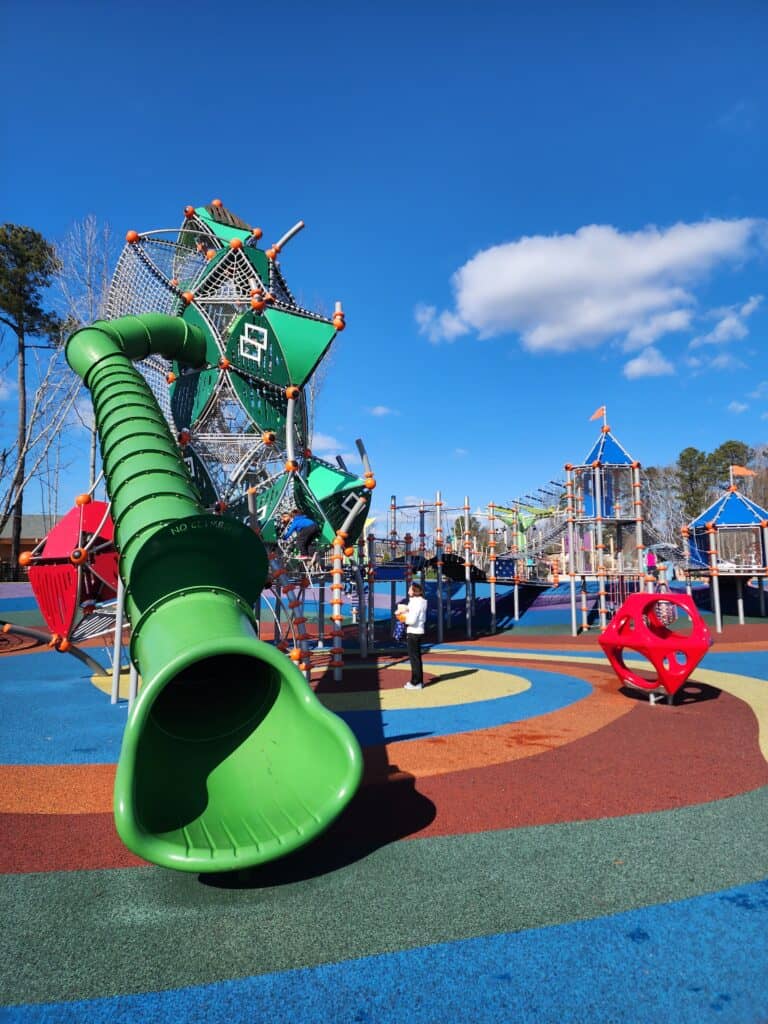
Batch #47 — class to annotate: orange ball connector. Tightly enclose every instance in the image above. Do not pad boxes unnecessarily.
[70,548,88,566]
[75,493,92,506]
[167,372,177,384]
[252,227,263,240]
[266,246,279,261]
[285,386,299,400]
[261,431,276,446]
[289,648,302,662]
[285,460,298,472]
[251,298,266,311]
[205,249,216,261]
[211,198,223,208]
[333,314,346,331]
[182,291,195,305]
[178,428,191,446]
[364,478,376,489]
[229,237,244,250]
[344,547,355,558]
[18,551,33,567]
[125,230,140,244]
[184,205,195,218]
[218,357,231,370]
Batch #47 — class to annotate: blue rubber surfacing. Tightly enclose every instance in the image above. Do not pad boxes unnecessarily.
[3,877,766,1024]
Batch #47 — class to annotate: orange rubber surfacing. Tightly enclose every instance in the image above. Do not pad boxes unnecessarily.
[2,660,626,814]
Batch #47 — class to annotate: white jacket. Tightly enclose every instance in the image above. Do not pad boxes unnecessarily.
[404,595,427,635]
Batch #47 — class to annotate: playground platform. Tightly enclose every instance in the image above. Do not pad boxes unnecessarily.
[1,588,767,1023]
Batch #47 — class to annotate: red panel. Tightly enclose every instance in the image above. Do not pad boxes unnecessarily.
[28,501,118,637]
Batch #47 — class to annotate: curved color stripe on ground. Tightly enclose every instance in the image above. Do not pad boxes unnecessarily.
[2,616,768,1023]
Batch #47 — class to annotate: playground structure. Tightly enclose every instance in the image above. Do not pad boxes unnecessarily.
[107,200,373,556]
[683,466,768,633]
[61,312,362,873]
[10,199,382,873]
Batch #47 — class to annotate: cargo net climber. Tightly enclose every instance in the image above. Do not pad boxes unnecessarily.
[101,198,376,676]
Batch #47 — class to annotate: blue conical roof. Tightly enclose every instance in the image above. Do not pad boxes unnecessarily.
[689,489,768,529]
[581,429,635,466]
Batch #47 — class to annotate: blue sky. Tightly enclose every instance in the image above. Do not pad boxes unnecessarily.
[2,0,767,524]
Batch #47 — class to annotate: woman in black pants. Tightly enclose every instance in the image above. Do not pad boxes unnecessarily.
[402,583,428,691]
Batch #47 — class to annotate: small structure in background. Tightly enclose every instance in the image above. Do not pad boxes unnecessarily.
[683,466,768,633]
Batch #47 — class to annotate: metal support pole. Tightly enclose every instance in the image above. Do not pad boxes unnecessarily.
[759,574,766,618]
[463,495,472,639]
[707,524,722,634]
[488,503,497,635]
[632,462,644,576]
[317,580,325,648]
[356,564,367,658]
[594,463,607,630]
[566,467,577,637]
[736,576,745,626]
[435,491,444,644]
[367,532,376,649]
[418,500,426,591]
[331,535,345,682]
[111,573,125,704]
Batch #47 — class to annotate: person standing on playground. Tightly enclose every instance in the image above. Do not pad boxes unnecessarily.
[282,509,321,560]
[402,582,428,690]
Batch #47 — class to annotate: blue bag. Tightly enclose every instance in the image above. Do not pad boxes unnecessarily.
[393,619,406,642]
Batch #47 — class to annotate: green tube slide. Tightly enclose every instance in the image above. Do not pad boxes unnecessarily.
[66,314,362,873]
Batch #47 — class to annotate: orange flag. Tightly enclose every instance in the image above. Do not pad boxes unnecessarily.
[731,465,756,477]
[589,405,606,421]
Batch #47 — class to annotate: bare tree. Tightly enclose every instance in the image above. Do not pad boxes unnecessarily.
[56,215,115,486]
[0,340,80,543]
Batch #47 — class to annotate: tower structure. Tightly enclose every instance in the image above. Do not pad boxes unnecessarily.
[565,412,645,634]
[683,472,768,632]
[105,200,373,551]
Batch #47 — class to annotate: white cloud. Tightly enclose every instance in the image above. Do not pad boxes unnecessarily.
[310,433,362,468]
[623,346,675,379]
[624,309,692,351]
[368,405,398,417]
[689,293,763,348]
[312,432,344,452]
[416,219,764,353]
[0,376,13,401]
[708,352,746,370]
[749,381,768,399]
[728,401,748,413]
[415,303,469,343]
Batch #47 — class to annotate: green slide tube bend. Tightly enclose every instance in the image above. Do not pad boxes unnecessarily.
[66,314,362,873]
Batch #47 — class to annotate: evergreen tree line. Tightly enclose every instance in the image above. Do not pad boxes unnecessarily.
[644,440,768,544]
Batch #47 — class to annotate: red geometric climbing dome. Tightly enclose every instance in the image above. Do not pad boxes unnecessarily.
[598,592,712,698]
[27,501,118,640]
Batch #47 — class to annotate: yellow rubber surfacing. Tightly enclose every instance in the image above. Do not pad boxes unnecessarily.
[92,663,530,710]
[318,663,530,711]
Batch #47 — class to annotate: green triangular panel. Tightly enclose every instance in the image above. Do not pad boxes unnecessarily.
[265,309,336,388]
[236,474,292,544]
[225,312,290,388]
[181,445,219,507]
[194,206,251,245]
[300,458,371,546]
